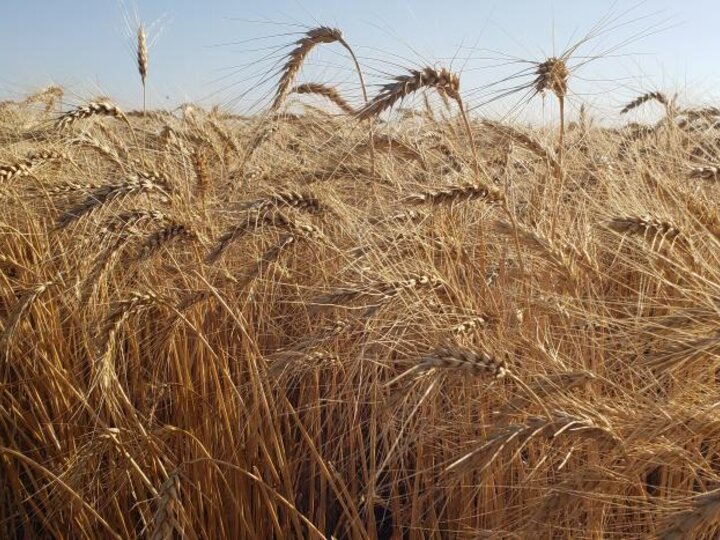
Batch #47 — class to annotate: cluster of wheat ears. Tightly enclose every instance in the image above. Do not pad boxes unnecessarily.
[1,21,720,540]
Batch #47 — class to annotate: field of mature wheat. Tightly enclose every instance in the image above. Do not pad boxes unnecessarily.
[1,23,720,540]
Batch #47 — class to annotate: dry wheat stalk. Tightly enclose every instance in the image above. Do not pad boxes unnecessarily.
[494,220,597,280]
[620,91,668,114]
[645,331,720,374]
[207,119,241,158]
[361,134,425,167]
[70,133,123,166]
[291,83,355,115]
[534,58,569,100]
[56,101,129,129]
[99,209,169,236]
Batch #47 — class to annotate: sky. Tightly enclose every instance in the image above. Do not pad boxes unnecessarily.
[1,0,719,121]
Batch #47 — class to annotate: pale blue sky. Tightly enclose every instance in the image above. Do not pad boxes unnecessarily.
[1,1,718,119]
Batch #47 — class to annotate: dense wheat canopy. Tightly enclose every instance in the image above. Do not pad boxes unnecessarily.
[1,12,720,540]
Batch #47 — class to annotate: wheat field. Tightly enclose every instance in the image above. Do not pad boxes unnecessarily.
[1,23,720,540]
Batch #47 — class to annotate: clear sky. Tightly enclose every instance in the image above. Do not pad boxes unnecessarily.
[1,1,719,120]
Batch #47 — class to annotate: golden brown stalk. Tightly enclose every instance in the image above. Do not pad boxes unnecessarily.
[494,220,597,280]
[56,101,129,129]
[207,119,241,159]
[291,83,355,115]
[357,67,460,121]
[368,209,426,225]
[360,134,425,167]
[620,91,668,114]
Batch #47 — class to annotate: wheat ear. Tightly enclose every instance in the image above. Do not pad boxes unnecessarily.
[291,83,355,115]
[137,24,148,112]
